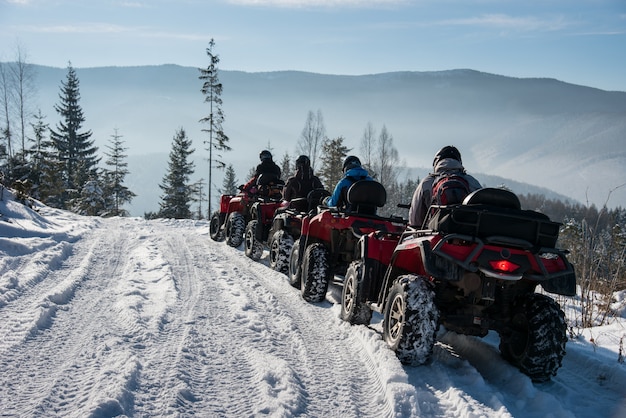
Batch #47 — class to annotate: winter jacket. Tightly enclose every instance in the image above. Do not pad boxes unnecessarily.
[326,166,373,209]
[255,160,281,178]
[242,160,282,192]
[408,158,481,227]
[283,167,324,201]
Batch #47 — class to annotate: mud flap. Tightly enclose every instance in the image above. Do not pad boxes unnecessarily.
[540,272,577,296]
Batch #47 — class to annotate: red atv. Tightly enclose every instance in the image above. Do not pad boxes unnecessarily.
[265,189,331,274]
[288,180,406,302]
[242,177,288,260]
[210,174,283,248]
[339,187,576,382]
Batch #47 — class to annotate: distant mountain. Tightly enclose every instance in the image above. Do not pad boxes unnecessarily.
[23,64,626,215]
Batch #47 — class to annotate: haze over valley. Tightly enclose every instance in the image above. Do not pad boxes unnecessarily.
[29,64,626,216]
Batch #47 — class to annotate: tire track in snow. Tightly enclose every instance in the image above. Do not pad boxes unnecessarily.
[0,218,142,417]
[0,239,82,357]
[126,220,209,416]
[188,237,406,417]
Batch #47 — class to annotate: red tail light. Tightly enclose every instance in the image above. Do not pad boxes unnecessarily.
[489,259,520,273]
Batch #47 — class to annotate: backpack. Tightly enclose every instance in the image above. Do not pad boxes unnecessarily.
[430,172,471,207]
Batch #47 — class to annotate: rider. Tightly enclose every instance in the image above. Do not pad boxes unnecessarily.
[242,150,282,194]
[324,155,373,210]
[408,145,481,227]
[283,155,324,201]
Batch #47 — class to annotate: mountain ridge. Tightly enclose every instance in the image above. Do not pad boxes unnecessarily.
[10,63,626,215]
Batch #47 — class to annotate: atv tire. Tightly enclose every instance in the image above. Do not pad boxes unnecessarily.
[226,212,245,248]
[209,211,224,241]
[383,275,439,366]
[340,261,373,325]
[269,230,294,275]
[288,241,302,288]
[301,243,331,303]
[499,293,567,382]
[244,220,263,260]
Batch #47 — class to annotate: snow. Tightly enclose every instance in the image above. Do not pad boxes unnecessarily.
[1,188,626,418]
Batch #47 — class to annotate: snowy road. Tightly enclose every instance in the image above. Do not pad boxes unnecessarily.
[1,201,626,417]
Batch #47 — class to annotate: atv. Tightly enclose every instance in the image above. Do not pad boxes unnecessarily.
[242,174,289,260]
[265,189,330,275]
[210,173,283,248]
[339,187,576,382]
[288,180,406,303]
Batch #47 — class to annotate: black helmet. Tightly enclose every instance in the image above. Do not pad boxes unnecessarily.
[343,155,361,173]
[259,150,273,162]
[295,155,310,170]
[433,145,462,167]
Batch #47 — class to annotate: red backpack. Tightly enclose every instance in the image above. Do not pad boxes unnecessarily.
[430,172,471,207]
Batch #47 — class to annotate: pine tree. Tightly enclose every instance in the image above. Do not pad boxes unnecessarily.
[102,129,135,217]
[199,39,230,217]
[26,110,49,200]
[190,178,206,219]
[280,152,293,180]
[76,175,105,216]
[220,164,238,195]
[49,62,99,210]
[158,128,195,219]
[318,136,350,190]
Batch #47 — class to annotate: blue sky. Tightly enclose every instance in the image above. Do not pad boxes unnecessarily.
[1,0,625,91]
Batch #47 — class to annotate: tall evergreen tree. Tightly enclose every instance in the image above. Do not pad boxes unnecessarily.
[49,62,99,209]
[318,136,349,190]
[158,128,195,219]
[102,129,135,216]
[199,38,230,217]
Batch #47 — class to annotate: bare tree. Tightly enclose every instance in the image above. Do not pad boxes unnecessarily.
[376,125,399,187]
[360,122,376,173]
[10,44,35,160]
[0,61,14,165]
[297,109,326,170]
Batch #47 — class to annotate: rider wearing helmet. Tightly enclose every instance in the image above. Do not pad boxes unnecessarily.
[408,145,481,227]
[242,150,282,193]
[325,155,373,210]
[283,155,324,201]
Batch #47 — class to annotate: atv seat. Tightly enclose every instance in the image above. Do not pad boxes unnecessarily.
[346,181,386,216]
[288,198,309,213]
[463,187,521,209]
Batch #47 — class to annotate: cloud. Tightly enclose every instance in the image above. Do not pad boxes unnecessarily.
[441,14,571,32]
[227,0,407,7]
